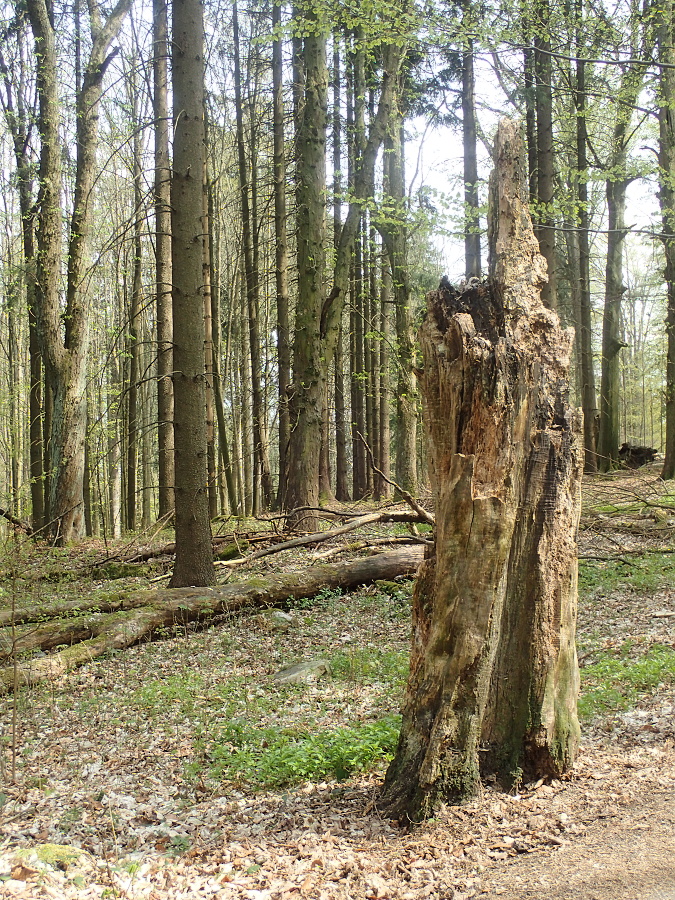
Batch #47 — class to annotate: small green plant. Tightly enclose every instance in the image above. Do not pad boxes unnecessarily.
[200,714,401,788]
[58,805,83,831]
[329,648,409,685]
[168,835,190,856]
[578,552,675,598]
[134,674,204,717]
[579,643,675,721]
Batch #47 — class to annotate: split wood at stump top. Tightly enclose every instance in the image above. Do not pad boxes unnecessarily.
[381,120,582,820]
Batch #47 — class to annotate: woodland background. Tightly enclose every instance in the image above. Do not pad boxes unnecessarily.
[1,0,675,541]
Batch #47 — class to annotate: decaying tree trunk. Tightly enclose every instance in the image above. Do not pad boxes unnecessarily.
[0,547,423,694]
[381,120,582,821]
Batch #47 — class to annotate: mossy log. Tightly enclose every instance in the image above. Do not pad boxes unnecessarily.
[0,547,423,694]
[380,120,582,821]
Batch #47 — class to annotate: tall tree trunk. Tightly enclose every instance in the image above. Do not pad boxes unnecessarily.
[379,242,392,500]
[154,0,175,521]
[658,0,675,480]
[574,10,598,472]
[170,0,215,587]
[239,272,254,515]
[598,168,629,470]
[285,13,329,530]
[352,218,368,499]
[332,40,349,502]
[368,221,381,496]
[27,0,132,544]
[381,120,581,821]
[202,156,218,519]
[107,303,123,539]
[523,43,538,203]
[596,38,647,471]
[0,27,45,529]
[285,27,400,527]
[141,336,153,529]
[273,1,291,509]
[534,0,557,310]
[233,3,272,514]
[461,16,481,279]
[381,117,417,495]
[126,124,142,533]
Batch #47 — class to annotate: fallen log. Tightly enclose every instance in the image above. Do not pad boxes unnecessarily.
[0,547,423,694]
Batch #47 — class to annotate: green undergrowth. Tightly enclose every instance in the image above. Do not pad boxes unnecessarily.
[191,714,401,787]
[329,648,409,684]
[578,551,675,597]
[578,643,675,722]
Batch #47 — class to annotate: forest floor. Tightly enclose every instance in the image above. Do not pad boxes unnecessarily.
[0,468,674,899]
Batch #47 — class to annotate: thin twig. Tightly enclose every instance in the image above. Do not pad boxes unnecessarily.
[357,432,435,526]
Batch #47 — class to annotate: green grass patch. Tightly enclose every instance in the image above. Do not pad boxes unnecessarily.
[329,648,409,685]
[578,552,675,597]
[195,714,401,788]
[133,673,205,716]
[579,643,675,721]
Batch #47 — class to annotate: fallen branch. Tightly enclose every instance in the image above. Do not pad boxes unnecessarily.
[0,547,424,694]
[0,508,32,536]
[215,509,430,569]
[357,433,435,527]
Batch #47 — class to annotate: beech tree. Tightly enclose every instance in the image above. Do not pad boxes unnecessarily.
[26,0,132,543]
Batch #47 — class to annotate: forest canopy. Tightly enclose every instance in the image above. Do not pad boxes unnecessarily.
[0,0,674,541]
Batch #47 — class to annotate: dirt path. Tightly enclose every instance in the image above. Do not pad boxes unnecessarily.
[479,773,675,900]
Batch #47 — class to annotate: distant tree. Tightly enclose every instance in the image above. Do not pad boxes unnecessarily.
[26,0,132,543]
[153,0,175,521]
[658,0,675,480]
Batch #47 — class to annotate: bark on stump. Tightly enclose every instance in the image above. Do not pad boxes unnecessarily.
[381,120,582,821]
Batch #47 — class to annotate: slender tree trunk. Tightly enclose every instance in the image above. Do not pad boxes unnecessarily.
[126,125,142,533]
[27,0,132,544]
[7,284,20,514]
[658,0,675,479]
[352,218,367,499]
[369,221,381,496]
[0,33,46,529]
[534,0,557,310]
[141,336,153,529]
[273,1,291,509]
[154,0,174,521]
[381,121,581,821]
[170,0,215,587]
[461,15,481,279]
[239,272,254,515]
[202,157,218,519]
[285,28,400,526]
[523,43,538,203]
[233,3,272,514]
[574,12,598,472]
[381,117,417,495]
[285,14,329,530]
[598,170,628,470]
[379,241,392,500]
[107,324,122,539]
[332,40,349,502]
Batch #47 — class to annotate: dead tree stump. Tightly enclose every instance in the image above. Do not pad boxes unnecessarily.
[381,120,582,821]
